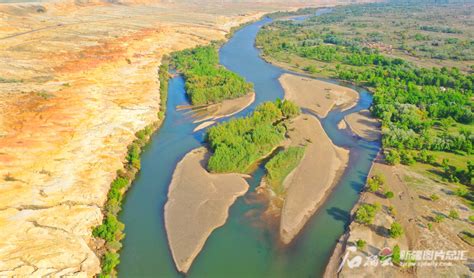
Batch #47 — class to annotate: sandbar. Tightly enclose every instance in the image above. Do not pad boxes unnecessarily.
[344,109,381,141]
[164,147,249,273]
[280,115,349,244]
[279,73,358,118]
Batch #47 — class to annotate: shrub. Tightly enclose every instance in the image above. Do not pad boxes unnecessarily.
[400,151,415,165]
[434,214,445,223]
[385,149,400,165]
[355,203,380,225]
[427,222,433,230]
[385,191,394,199]
[455,187,468,197]
[367,174,385,192]
[469,215,474,223]
[449,210,459,219]
[92,214,125,242]
[356,239,366,250]
[430,193,439,201]
[388,205,397,216]
[101,252,120,276]
[389,222,404,238]
[392,244,401,264]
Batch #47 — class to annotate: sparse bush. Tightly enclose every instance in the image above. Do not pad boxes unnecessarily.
[434,214,445,223]
[367,174,385,192]
[449,210,459,219]
[356,239,366,250]
[101,252,120,276]
[388,205,397,216]
[392,244,401,264]
[389,222,404,238]
[430,193,439,201]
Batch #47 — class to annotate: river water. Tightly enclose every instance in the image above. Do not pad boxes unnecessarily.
[118,15,380,278]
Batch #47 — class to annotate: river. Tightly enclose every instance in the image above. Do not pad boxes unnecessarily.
[117,14,380,278]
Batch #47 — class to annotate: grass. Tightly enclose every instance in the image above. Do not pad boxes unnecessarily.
[264,146,306,195]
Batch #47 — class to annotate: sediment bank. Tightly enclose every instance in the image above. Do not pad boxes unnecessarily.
[164,147,249,273]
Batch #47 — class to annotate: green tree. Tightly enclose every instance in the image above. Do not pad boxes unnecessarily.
[355,203,380,224]
[389,222,404,238]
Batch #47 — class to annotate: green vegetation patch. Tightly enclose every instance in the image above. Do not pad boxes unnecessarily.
[265,146,306,195]
[206,99,300,173]
[172,45,253,105]
[355,203,380,225]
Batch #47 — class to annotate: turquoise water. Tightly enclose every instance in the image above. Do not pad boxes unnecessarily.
[118,16,380,278]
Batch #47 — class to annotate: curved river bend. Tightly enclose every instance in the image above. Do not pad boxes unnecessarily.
[118,16,380,277]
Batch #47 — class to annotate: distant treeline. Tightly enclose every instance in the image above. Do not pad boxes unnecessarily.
[206,99,300,173]
[171,45,253,105]
[257,8,474,156]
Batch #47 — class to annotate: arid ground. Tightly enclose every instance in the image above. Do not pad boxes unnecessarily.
[0,0,341,276]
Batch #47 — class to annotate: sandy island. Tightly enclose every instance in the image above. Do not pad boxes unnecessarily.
[164,147,249,273]
[343,109,381,141]
[178,92,255,129]
[279,73,359,118]
[280,115,349,244]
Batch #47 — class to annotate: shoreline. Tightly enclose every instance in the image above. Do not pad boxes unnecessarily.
[323,152,380,278]
[90,59,171,276]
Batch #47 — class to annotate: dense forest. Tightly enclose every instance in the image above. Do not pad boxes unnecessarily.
[171,45,253,105]
[256,2,473,186]
[206,99,300,173]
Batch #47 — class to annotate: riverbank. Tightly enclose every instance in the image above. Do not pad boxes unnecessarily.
[324,156,474,277]
[279,73,358,118]
[164,147,249,273]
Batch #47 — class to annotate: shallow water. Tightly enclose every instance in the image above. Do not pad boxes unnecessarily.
[118,15,380,278]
